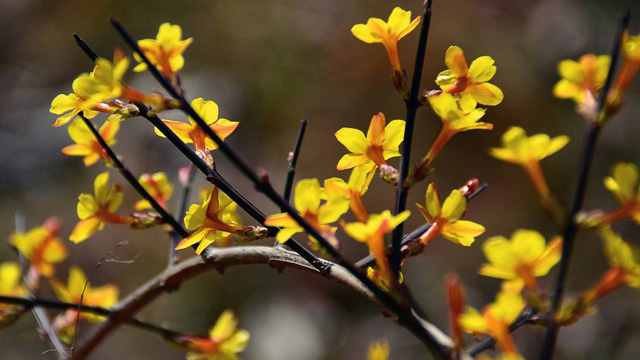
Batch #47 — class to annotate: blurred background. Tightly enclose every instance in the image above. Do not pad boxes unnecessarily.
[0,0,639,359]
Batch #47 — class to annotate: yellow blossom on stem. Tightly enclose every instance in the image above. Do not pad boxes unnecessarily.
[155,98,239,164]
[600,228,640,290]
[479,230,562,292]
[61,118,120,166]
[351,7,421,75]
[0,262,27,327]
[50,91,100,127]
[324,164,374,223]
[69,172,132,243]
[50,266,118,342]
[265,178,349,250]
[134,23,193,77]
[490,126,569,225]
[608,33,640,110]
[10,217,67,278]
[553,54,610,104]
[435,46,504,111]
[413,93,491,176]
[73,51,130,109]
[342,210,410,287]
[367,340,389,360]
[415,183,485,247]
[600,162,640,224]
[170,309,249,360]
[176,186,259,254]
[459,290,526,357]
[134,172,174,211]
[335,112,405,174]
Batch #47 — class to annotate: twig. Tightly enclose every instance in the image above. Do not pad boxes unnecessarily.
[78,113,189,238]
[391,0,434,277]
[69,245,469,360]
[540,11,630,360]
[170,164,196,265]
[283,119,307,205]
[110,18,450,357]
[468,309,538,356]
[14,212,69,359]
[0,295,190,339]
[356,183,487,269]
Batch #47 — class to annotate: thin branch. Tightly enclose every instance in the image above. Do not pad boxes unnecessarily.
[69,245,470,360]
[110,18,450,357]
[0,295,189,339]
[391,0,434,277]
[14,212,69,359]
[283,119,307,205]
[356,183,487,269]
[540,11,630,360]
[78,113,189,238]
[170,164,196,265]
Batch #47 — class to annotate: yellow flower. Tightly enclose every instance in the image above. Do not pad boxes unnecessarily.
[0,262,27,327]
[351,7,421,73]
[50,266,118,342]
[134,23,193,76]
[435,46,504,111]
[459,290,525,357]
[343,210,410,286]
[367,340,389,360]
[155,98,238,156]
[602,162,640,224]
[490,126,569,165]
[73,51,129,109]
[335,112,405,172]
[134,172,174,211]
[50,92,100,127]
[265,178,349,248]
[176,186,244,254]
[323,164,374,223]
[419,93,491,167]
[479,230,562,292]
[416,183,485,246]
[61,118,120,166]
[600,228,640,289]
[10,218,67,278]
[553,54,610,104]
[171,310,249,360]
[70,172,132,243]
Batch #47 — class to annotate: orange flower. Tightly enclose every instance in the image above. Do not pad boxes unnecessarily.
[134,172,174,211]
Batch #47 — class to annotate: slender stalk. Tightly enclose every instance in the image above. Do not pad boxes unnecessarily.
[0,295,187,339]
[355,183,487,269]
[14,214,69,359]
[283,119,307,205]
[540,11,630,360]
[391,0,434,277]
[170,164,196,265]
[78,113,189,238]
[110,18,449,357]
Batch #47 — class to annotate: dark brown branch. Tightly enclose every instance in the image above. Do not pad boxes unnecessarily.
[468,309,538,356]
[391,0,434,277]
[69,246,469,360]
[283,119,307,205]
[540,11,630,360]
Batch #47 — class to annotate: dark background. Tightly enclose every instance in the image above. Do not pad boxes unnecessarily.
[0,0,639,359]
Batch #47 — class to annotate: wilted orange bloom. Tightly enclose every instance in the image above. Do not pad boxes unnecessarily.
[10,217,67,278]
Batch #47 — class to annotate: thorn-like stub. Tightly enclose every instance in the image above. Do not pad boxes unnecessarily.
[258,168,269,183]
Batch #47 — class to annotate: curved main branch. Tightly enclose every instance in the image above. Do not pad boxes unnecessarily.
[72,246,465,360]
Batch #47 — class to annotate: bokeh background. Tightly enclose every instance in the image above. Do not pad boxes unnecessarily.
[1,0,639,359]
